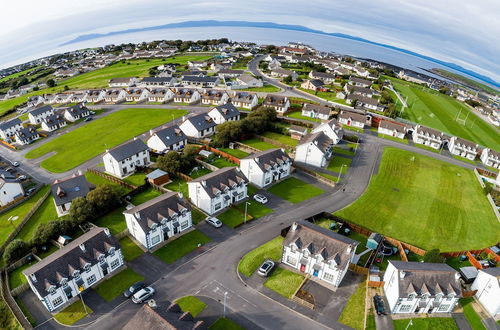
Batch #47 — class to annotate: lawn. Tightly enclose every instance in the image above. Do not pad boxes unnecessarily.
[191,207,206,225]
[414,143,441,153]
[210,157,238,168]
[461,298,486,330]
[260,131,298,147]
[387,76,500,151]
[130,187,162,205]
[123,172,147,186]
[238,236,284,277]
[264,267,304,299]
[268,177,324,203]
[15,195,60,242]
[338,279,366,330]
[335,147,500,251]
[95,268,144,302]
[445,256,472,271]
[0,185,49,247]
[53,301,93,325]
[165,176,189,197]
[84,172,131,196]
[9,261,37,289]
[327,156,353,174]
[333,143,357,156]
[219,148,250,159]
[393,318,458,330]
[93,207,127,235]
[317,171,340,182]
[241,138,277,151]
[234,200,273,219]
[119,236,144,261]
[286,111,321,123]
[377,133,409,144]
[209,317,244,330]
[175,296,206,317]
[341,124,364,133]
[298,88,348,105]
[217,207,252,228]
[189,167,212,179]
[0,298,22,330]
[153,230,211,264]
[451,155,478,166]
[25,108,188,172]
[236,84,281,92]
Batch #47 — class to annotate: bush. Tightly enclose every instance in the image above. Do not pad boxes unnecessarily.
[157,151,182,173]
[423,248,445,263]
[86,184,120,210]
[69,197,95,224]
[343,134,359,143]
[3,240,30,264]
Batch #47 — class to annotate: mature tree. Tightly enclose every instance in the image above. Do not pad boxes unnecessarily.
[211,121,244,147]
[181,145,200,172]
[3,239,29,264]
[46,78,56,87]
[423,249,445,263]
[87,184,120,210]
[157,151,182,173]
[283,75,293,84]
[69,197,95,224]
[379,91,393,105]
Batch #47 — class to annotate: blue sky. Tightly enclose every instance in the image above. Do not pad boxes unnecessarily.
[0,0,498,81]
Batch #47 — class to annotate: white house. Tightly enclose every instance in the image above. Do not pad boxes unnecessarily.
[471,268,500,319]
[230,92,258,109]
[302,104,331,121]
[147,88,174,103]
[124,192,192,251]
[41,114,67,132]
[383,261,461,314]
[0,118,23,141]
[217,69,244,79]
[200,90,229,106]
[125,88,149,102]
[188,167,248,215]
[104,89,127,103]
[235,74,263,88]
[347,77,372,88]
[173,89,201,104]
[139,77,177,87]
[179,113,217,138]
[108,77,137,87]
[181,76,219,88]
[312,119,344,144]
[448,137,478,160]
[28,105,54,125]
[270,68,298,80]
[187,60,207,69]
[282,220,358,288]
[14,126,40,145]
[240,148,291,188]
[378,120,407,139]
[27,95,46,108]
[85,89,106,103]
[64,104,91,122]
[51,173,94,217]
[344,85,375,98]
[207,103,241,124]
[263,95,290,114]
[23,227,124,312]
[103,139,150,178]
[147,125,187,154]
[0,177,24,206]
[412,125,444,150]
[338,111,366,129]
[480,148,500,169]
[346,95,385,112]
[294,132,334,168]
[309,71,336,84]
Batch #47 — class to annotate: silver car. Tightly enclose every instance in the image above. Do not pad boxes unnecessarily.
[258,260,275,276]
[205,216,223,228]
[253,194,268,204]
[131,287,155,304]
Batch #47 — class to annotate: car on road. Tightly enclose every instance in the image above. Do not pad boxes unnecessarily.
[25,187,36,196]
[132,286,155,304]
[84,117,93,122]
[123,282,146,298]
[17,175,27,181]
[5,167,15,173]
[11,161,19,167]
[257,260,275,277]
[205,216,223,228]
[253,194,268,204]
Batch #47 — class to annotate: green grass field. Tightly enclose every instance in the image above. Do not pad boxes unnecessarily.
[335,148,500,251]
[15,195,60,242]
[264,267,304,299]
[93,207,127,234]
[234,201,273,219]
[461,298,487,330]
[377,133,409,144]
[393,318,458,330]
[338,279,366,330]
[210,157,238,168]
[387,76,500,150]
[9,261,37,289]
[165,176,189,197]
[53,301,93,325]
[327,156,352,174]
[130,187,162,205]
[217,207,252,228]
[238,236,284,277]
[25,108,188,172]
[219,148,250,158]
[153,230,211,264]
[119,236,144,261]
[286,111,321,123]
[209,317,244,330]
[0,66,42,83]
[241,138,277,151]
[260,131,298,147]
[95,268,144,302]
[176,296,206,317]
[268,177,324,203]
[236,84,281,92]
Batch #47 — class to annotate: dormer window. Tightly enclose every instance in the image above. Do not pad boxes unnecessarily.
[49,287,56,294]
[61,279,68,287]
[99,255,105,264]
[109,248,115,256]
[84,264,91,272]
[73,270,80,278]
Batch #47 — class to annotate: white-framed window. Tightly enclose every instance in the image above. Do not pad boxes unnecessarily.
[237,193,243,199]
[110,259,120,269]
[181,221,189,230]
[265,178,271,184]
[323,272,335,282]
[87,275,97,286]
[53,296,64,307]
[438,304,450,312]
[286,256,297,266]
[215,203,222,210]
[408,294,415,301]
[84,264,91,272]
[151,235,160,245]
[399,305,412,312]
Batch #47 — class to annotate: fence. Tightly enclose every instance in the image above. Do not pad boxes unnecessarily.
[87,168,137,190]
[202,145,241,165]
[484,248,500,263]
[0,139,17,150]
[5,250,39,273]
[172,171,193,182]
[486,194,500,222]
[0,187,50,254]
[462,290,477,298]
[367,281,385,288]
[293,164,336,187]
[280,117,314,129]
[195,158,219,172]
[254,134,292,150]
[0,270,32,329]
[114,229,129,240]
[233,141,261,154]
[0,195,26,214]
[466,251,483,269]
[349,263,369,275]
[292,295,315,310]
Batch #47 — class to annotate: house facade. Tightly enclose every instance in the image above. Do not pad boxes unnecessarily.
[147,88,174,103]
[0,177,24,206]
[104,89,127,103]
[28,105,54,125]
[378,120,407,139]
[301,79,325,91]
[64,104,91,122]
[181,76,219,88]
[282,220,358,288]
[124,192,192,250]
[179,113,217,138]
[263,95,290,114]
[302,104,331,121]
[347,77,372,88]
[309,71,336,84]
[471,268,500,319]
[173,89,201,104]
[14,126,40,145]
[41,114,67,132]
[312,119,344,144]
[85,89,106,103]
[294,132,334,168]
[23,227,124,312]
[125,88,149,102]
[109,77,137,87]
[207,103,241,124]
[480,149,500,169]
[103,139,150,178]
[412,125,444,150]
[51,173,94,217]
[338,111,366,129]
[240,148,291,188]
[230,92,258,109]
[139,77,177,87]
[383,261,462,314]
[448,137,478,160]
[200,90,229,106]
[188,167,248,215]
[147,125,187,154]
[235,74,263,88]
[0,118,23,140]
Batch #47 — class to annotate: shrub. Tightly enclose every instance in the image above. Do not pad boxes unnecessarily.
[69,197,95,224]
[157,151,182,173]
[3,240,30,264]
[86,184,120,210]
[423,248,445,263]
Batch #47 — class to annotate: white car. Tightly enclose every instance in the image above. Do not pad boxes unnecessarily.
[11,161,20,167]
[258,260,275,276]
[205,216,223,228]
[131,287,155,304]
[253,194,268,204]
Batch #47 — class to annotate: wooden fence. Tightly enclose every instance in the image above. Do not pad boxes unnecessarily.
[367,281,385,288]
[466,251,483,269]
[0,270,32,329]
[462,290,477,298]
[254,134,292,150]
[0,139,17,150]
[87,168,137,189]
[292,295,315,310]
[202,145,241,165]
[0,195,26,214]
[349,263,369,275]
[195,159,219,172]
[233,141,261,154]
[5,250,39,273]
[280,117,314,129]
[114,229,129,240]
[484,248,500,263]
[172,171,193,182]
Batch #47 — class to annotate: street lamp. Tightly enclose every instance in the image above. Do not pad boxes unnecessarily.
[79,287,89,315]
[244,201,251,225]
[404,319,413,330]
[223,291,228,318]
[337,164,346,182]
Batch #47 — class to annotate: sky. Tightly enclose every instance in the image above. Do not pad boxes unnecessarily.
[0,0,499,82]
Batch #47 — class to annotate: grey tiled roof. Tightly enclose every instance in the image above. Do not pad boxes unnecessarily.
[348,77,372,86]
[242,148,290,172]
[379,120,407,133]
[310,71,335,79]
[453,137,478,150]
[51,174,93,206]
[263,94,288,107]
[182,76,218,83]
[303,103,331,116]
[184,113,216,132]
[346,95,381,107]
[15,126,39,141]
[0,118,22,131]
[141,77,175,83]
[152,125,187,148]
[415,125,444,138]
[231,92,256,104]
[190,167,248,198]
[298,131,333,154]
[211,103,240,120]
[107,139,148,162]
[29,105,53,117]
[481,267,500,277]
[339,110,366,123]
[65,104,90,117]
[42,114,66,127]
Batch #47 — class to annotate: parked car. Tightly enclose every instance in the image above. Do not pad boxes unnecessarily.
[17,175,27,181]
[5,167,14,173]
[253,194,268,204]
[11,161,19,167]
[124,282,146,298]
[25,187,36,196]
[373,294,387,315]
[132,287,155,304]
[205,216,223,228]
[84,117,93,122]
[257,260,275,277]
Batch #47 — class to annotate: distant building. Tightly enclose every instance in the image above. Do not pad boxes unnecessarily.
[412,125,444,150]
[301,104,331,121]
[448,137,478,160]
[179,113,217,138]
[480,148,500,169]
[207,103,241,124]
[262,95,290,114]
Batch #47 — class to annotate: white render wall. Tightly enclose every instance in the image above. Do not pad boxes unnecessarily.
[103,149,150,178]
[295,143,329,168]
[29,109,54,125]
[188,181,247,215]
[239,158,291,188]
[378,127,405,139]
[471,270,500,318]
[146,135,186,153]
[0,181,24,206]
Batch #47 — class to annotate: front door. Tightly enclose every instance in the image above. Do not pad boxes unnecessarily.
[103,268,108,276]
[313,269,319,277]
[300,264,306,272]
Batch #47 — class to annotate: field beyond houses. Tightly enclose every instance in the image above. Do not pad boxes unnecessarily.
[335,147,500,252]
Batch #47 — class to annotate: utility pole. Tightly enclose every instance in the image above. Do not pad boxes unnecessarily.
[244,201,251,224]
[404,319,413,330]
[223,291,228,318]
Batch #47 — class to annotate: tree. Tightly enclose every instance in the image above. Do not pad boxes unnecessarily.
[69,197,95,224]
[157,151,182,173]
[283,75,293,84]
[211,121,244,147]
[181,145,200,172]
[423,249,445,263]
[46,79,56,87]
[379,91,393,105]
[87,184,120,210]
[3,239,29,264]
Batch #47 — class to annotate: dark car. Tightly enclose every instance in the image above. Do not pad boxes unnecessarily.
[123,282,145,298]
[84,117,93,122]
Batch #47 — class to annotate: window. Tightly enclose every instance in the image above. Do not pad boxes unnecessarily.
[438,304,450,312]
[151,235,160,245]
[109,248,115,256]
[399,305,412,312]
[407,294,415,301]
[86,275,97,286]
[215,203,222,210]
[286,256,297,266]
[110,259,120,269]
[237,193,244,200]
[84,264,91,272]
[265,178,271,184]
[52,296,64,308]
[181,221,189,230]
[323,272,335,282]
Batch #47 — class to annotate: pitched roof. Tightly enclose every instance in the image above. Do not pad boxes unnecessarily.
[389,261,462,297]
[379,120,407,133]
[0,118,22,131]
[109,77,134,83]
[231,92,256,104]
[347,86,373,95]
[348,77,372,86]
[481,267,500,278]
[303,103,331,116]
[452,137,478,150]
[65,104,90,117]
[210,103,240,119]
[51,174,93,206]
[339,110,366,123]
[242,148,290,172]
[415,125,444,138]
[107,139,148,162]
[346,95,381,107]
[298,131,333,154]
[181,76,218,83]
[190,167,248,198]
[284,220,358,270]
[141,77,175,83]
[15,126,38,140]
[151,125,187,148]
[289,125,307,134]
[201,90,227,101]
[310,71,335,79]
[22,227,119,296]
[236,74,259,84]
[183,113,216,131]
[218,69,244,75]
[263,94,288,106]
[29,105,53,117]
